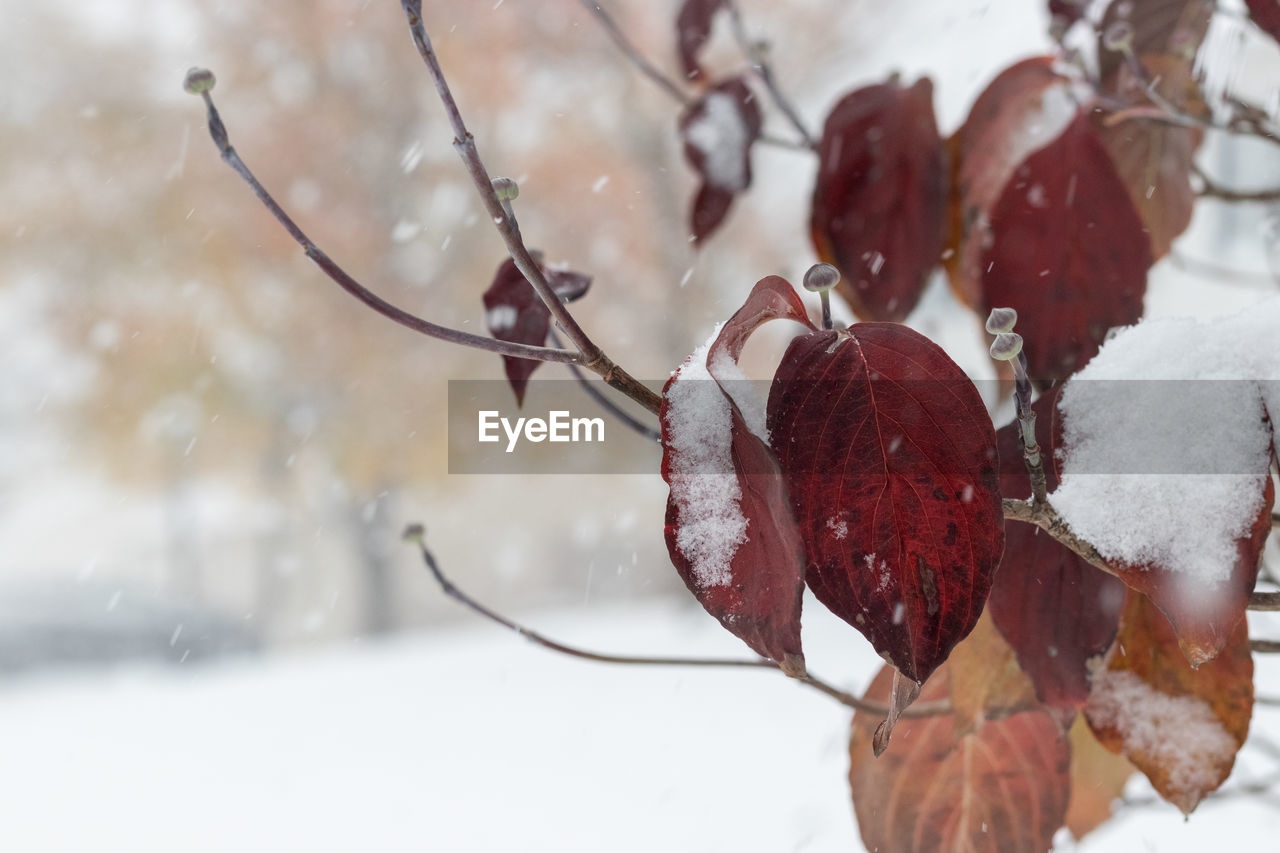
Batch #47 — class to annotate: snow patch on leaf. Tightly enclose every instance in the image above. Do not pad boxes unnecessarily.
[665,330,749,588]
[684,92,750,192]
[1086,668,1237,803]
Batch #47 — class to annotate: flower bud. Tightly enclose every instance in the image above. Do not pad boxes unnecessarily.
[802,262,840,293]
[1102,21,1134,52]
[989,332,1024,361]
[183,67,216,95]
[985,306,1018,334]
[491,176,519,202]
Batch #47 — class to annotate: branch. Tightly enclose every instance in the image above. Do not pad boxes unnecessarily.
[723,0,818,151]
[549,330,662,443]
[1253,639,1280,653]
[402,523,953,719]
[399,1,661,417]
[577,0,691,106]
[182,71,581,366]
[1192,164,1280,203]
[1253,593,1280,612]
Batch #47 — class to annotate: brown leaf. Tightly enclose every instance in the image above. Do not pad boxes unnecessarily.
[1064,715,1135,840]
[948,610,1040,736]
[1097,0,1215,98]
[1084,590,1254,814]
[810,78,947,322]
[850,664,1071,853]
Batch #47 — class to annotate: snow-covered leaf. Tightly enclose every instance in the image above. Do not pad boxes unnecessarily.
[679,77,762,242]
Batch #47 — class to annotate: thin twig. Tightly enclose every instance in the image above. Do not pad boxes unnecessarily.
[1254,639,1280,653]
[577,0,691,106]
[722,0,818,151]
[187,83,580,366]
[1252,593,1280,612]
[400,1,661,417]
[1192,163,1280,203]
[549,330,662,442]
[402,523,953,719]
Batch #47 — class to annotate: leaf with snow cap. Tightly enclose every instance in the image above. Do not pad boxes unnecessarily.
[675,0,726,83]
[679,77,763,243]
[765,323,1004,687]
[659,277,814,672]
[849,662,1071,853]
[810,78,947,322]
[1084,589,1253,814]
[1246,0,1280,43]
[989,393,1125,713]
[482,256,591,406]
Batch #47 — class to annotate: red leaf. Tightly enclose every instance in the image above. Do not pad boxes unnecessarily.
[810,78,947,322]
[675,0,726,83]
[1095,114,1199,260]
[1111,474,1272,666]
[660,279,813,672]
[946,57,1075,308]
[679,77,763,243]
[765,323,1004,684]
[1049,0,1086,25]
[849,664,1071,853]
[1247,0,1280,43]
[990,394,1125,713]
[980,114,1151,381]
[482,257,591,406]
[1085,590,1254,814]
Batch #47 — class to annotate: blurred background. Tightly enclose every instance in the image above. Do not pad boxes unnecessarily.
[2,0,1279,850]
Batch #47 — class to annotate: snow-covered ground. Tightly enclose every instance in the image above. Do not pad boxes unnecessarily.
[1,598,1277,852]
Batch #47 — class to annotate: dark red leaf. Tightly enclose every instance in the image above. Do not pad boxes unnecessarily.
[483,257,591,406]
[659,278,813,672]
[810,78,947,322]
[849,663,1071,852]
[765,323,1004,684]
[1247,0,1280,43]
[990,394,1125,713]
[1097,0,1215,91]
[675,0,726,83]
[981,114,1151,381]
[679,77,763,242]
[1049,0,1086,25]
[1095,113,1199,260]
[946,57,1074,308]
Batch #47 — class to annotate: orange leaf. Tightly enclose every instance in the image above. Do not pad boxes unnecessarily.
[850,665,1070,853]
[1064,715,1135,840]
[948,610,1040,736]
[1083,590,1254,814]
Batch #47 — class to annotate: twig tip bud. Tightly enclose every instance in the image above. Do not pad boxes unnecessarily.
[803,262,840,293]
[985,306,1018,334]
[1102,20,1134,52]
[989,332,1024,361]
[491,176,519,202]
[183,67,216,95]
[401,522,426,543]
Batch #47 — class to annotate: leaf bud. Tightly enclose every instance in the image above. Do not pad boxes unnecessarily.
[491,176,520,202]
[1102,21,1134,53]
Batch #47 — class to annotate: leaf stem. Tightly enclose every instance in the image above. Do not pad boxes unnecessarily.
[399,1,661,416]
[190,87,581,366]
[402,523,952,719]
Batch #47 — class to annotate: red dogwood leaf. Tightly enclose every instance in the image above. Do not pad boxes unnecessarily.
[810,78,947,322]
[980,114,1151,381]
[482,256,591,406]
[679,77,762,242]
[990,394,1125,713]
[849,663,1071,853]
[675,0,726,83]
[946,57,1074,308]
[765,323,1003,685]
[1085,589,1253,814]
[1095,114,1199,260]
[1247,0,1280,42]
[659,278,813,672]
[1049,0,1087,26]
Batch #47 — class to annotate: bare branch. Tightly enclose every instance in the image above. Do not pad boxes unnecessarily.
[402,523,953,719]
[399,1,661,417]
[723,0,818,151]
[549,330,662,443]
[1250,592,1280,612]
[1253,639,1280,653]
[1193,163,1280,203]
[185,79,580,366]
[577,0,691,106]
